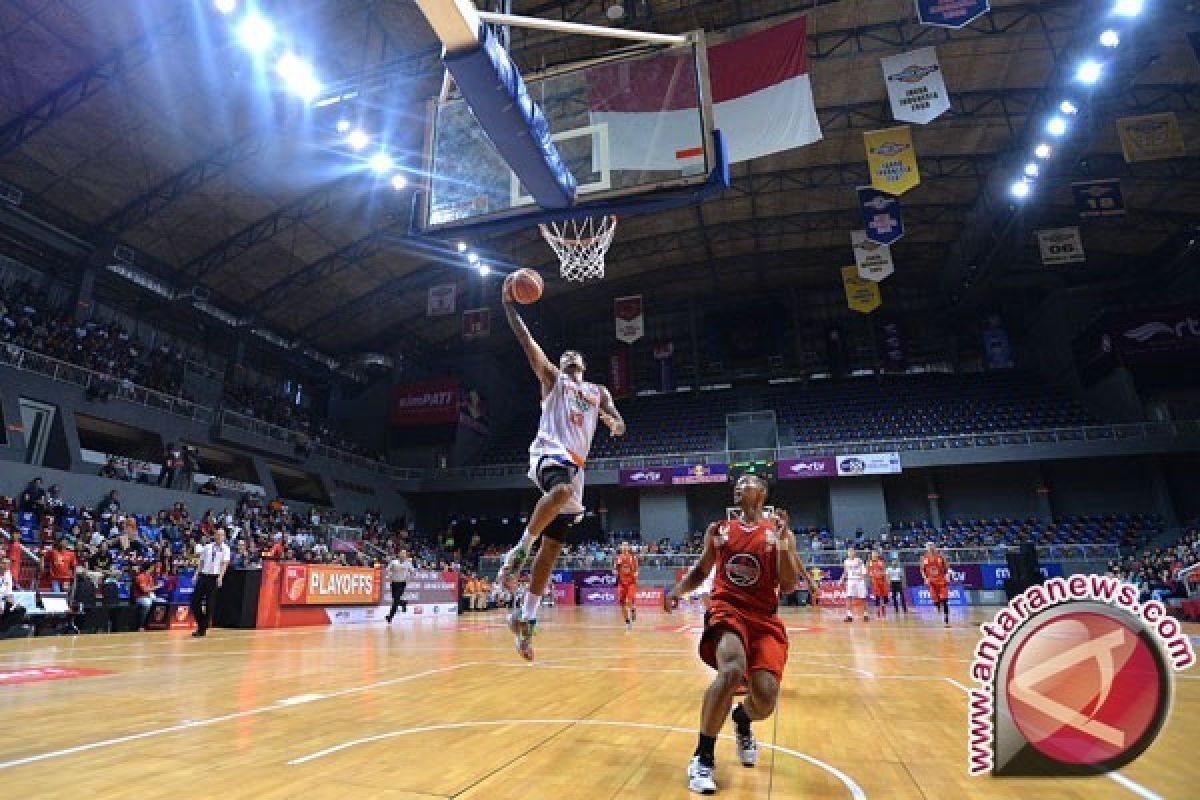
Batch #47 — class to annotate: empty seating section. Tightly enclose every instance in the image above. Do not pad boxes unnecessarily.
[479,372,1096,464]
[886,513,1161,550]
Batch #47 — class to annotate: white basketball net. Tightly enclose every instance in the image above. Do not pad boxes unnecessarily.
[539,214,617,282]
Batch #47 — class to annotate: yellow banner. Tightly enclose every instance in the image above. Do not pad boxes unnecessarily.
[1117,113,1186,163]
[842,266,881,314]
[864,126,920,195]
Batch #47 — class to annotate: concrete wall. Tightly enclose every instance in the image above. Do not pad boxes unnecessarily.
[937,463,1041,520]
[828,477,887,536]
[640,489,690,539]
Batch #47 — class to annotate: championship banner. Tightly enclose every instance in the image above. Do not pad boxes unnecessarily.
[1072,179,1125,218]
[915,0,990,28]
[672,464,729,485]
[280,564,381,606]
[1036,227,1086,265]
[609,348,631,399]
[864,126,920,194]
[835,452,902,475]
[852,230,895,281]
[391,379,459,426]
[842,265,882,314]
[1116,113,1186,163]
[614,295,644,343]
[857,187,905,245]
[881,47,950,124]
[427,284,456,316]
[462,307,490,340]
[778,456,836,480]
[618,468,671,487]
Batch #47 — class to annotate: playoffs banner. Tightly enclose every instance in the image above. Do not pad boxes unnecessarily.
[858,187,905,245]
[609,349,631,399]
[778,456,836,480]
[1117,113,1186,163]
[915,0,990,28]
[392,379,459,426]
[462,308,490,340]
[836,452,902,475]
[852,230,895,281]
[615,295,644,343]
[1072,179,1125,218]
[281,564,381,606]
[864,126,920,195]
[427,284,456,316]
[881,47,950,124]
[842,265,882,314]
[1036,227,1086,265]
[619,468,670,487]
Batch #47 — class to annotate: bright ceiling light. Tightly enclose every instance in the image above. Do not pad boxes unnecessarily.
[345,129,369,151]
[335,118,350,133]
[467,251,480,265]
[390,173,407,191]
[1010,180,1031,199]
[214,0,237,14]
[456,241,468,253]
[367,152,394,174]
[1113,0,1144,17]
[1059,100,1079,115]
[236,12,275,53]
[1075,59,1103,85]
[276,53,320,101]
[1024,163,1040,178]
[478,264,491,276]
[1034,143,1052,159]
[1100,29,1120,48]
[1046,116,1068,136]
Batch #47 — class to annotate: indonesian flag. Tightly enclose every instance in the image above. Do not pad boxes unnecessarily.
[587,17,821,169]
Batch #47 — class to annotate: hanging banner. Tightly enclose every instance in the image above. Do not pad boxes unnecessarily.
[1072,179,1126,219]
[614,295,644,343]
[609,348,631,399]
[915,0,990,29]
[778,457,837,480]
[852,230,895,282]
[462,308,490,340]
[877,318,906,371]
[653,341,676,392]
[881,47,950,125]
[427,284,456,317]
[857,187,905,245]
[1036,227,1086,265]
[1116,113,1186,163]
[836,452,902,476]
[864,126,920,195]
[981,313,1015,370]
[842,266,882,314]
[391,379,460,426]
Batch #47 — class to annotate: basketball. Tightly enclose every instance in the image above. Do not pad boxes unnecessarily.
[509,268,543,304]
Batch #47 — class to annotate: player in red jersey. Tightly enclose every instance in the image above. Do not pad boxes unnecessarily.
[920,542,951,627]
[867,549,889,619]
[665,475,807,795]
[613,541,639,631]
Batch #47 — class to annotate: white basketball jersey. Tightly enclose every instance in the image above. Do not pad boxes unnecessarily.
[530,373,602,466]
[843,557,866,582]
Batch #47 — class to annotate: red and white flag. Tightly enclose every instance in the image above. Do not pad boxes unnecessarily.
[587,17,821,169]
[614,295,644,344]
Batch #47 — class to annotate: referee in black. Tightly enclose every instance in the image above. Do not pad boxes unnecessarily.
[191,527,230,638]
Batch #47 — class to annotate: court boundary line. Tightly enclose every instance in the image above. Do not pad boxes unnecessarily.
[285,718,868,800]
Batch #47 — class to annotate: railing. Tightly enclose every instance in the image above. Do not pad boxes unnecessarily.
[0,342,214,423]
[479,544,1121,573]
[438,421,1200,479]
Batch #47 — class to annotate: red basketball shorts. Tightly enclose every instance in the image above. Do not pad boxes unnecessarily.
[699,600,789,682]
[927,581,949,603]
[617,583,637,604]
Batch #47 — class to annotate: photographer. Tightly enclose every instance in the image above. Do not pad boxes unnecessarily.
[159,442,183,489]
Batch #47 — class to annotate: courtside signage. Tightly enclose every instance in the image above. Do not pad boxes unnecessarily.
[281,564,381,606]
[967,575,1194,777]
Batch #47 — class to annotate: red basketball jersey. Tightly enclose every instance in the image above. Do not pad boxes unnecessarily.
[711,518,780,617]
[922,553,948,584]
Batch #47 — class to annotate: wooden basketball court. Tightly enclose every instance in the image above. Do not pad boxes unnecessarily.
[0,607,1193,798]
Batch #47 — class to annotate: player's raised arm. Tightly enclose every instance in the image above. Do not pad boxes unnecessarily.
[666,522,720,610]
[598,386,626,437]
[503,278,557,396]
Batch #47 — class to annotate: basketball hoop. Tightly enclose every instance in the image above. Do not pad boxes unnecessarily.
[539,214,617,282]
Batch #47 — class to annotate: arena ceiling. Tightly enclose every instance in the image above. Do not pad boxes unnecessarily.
[0,0,1197,372]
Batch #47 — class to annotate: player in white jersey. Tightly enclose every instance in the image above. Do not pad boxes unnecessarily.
[840,547,869,622]
[498,275,625,660]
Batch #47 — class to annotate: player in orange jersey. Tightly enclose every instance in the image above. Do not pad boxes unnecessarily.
[920,542,951,627]
[867,550,889,619]
[614,541,639,631]
[664,475,808,795]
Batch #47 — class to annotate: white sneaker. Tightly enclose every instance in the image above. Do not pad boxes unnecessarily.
[844,614,853,623]
[735,730,758,767]
[687,756,717,794]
